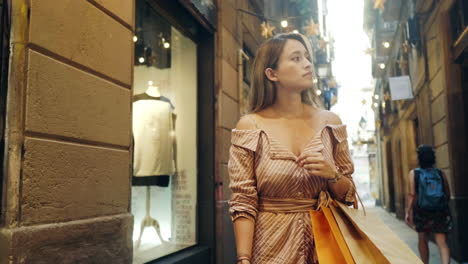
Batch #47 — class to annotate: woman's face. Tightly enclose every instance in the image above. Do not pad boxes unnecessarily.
[268,39,314,91]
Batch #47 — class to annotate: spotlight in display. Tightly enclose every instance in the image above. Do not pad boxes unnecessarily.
[379,63,386,69]
[382,41,390,48]
[133,36,138,42]
[163,42,170,49]
[138,57,145,63]
[316,90,322,96]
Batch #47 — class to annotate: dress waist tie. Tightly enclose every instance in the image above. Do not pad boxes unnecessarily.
[258,191,332,213]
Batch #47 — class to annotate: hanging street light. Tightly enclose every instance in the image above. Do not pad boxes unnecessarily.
[281,20,288,28]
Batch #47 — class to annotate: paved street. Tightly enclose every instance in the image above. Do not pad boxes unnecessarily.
[370,206,459,264]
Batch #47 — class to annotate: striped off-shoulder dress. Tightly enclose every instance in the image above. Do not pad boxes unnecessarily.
[228,123,356,264]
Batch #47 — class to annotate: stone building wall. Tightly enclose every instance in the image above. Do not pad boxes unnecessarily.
[0,0,134,262]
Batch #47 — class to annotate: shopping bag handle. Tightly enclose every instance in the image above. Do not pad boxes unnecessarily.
[351,180,366,216]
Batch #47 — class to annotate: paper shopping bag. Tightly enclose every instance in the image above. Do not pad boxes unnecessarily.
[333,202,423,264]
[329,204,389,263]
[310,209,355,264]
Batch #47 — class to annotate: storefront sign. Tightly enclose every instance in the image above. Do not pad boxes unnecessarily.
[389,75,413,100]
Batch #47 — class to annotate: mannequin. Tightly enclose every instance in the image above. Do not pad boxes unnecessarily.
[132,81,177,248]
[145,81,161,97]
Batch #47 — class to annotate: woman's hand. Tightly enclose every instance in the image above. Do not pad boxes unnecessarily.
[297,152,336,180]
[405,211,413,226]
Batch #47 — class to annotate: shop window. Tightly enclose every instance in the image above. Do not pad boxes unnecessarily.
[131,0,198,262]
[0,0,10,212]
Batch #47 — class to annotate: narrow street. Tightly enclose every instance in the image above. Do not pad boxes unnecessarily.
[370,206,460,264]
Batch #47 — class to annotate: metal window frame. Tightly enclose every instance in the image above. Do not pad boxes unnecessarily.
[0,0,11,217]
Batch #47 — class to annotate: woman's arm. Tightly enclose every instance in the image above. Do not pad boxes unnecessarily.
[297,150,353,201]
[229,116,259,263]
[298,113,355,203]
[233,218,255,263]
[405,170,415,225]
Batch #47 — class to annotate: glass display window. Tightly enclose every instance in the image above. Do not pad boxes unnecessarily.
[131,1,198,262]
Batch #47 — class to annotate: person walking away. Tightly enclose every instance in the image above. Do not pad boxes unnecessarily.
[405,144,452,264]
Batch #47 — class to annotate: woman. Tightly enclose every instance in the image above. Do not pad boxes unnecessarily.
[228,33,356,264]
[405,144,452,264]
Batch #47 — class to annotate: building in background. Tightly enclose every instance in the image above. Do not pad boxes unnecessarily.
[365,0,468,261]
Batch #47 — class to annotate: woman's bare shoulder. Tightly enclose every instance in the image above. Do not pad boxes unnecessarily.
[312,108,343,125]
[235,114,258,130]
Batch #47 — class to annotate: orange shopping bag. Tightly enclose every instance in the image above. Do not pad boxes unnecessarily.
[333,202,423,264]
[310,209,355,264]
[311,201,423,264]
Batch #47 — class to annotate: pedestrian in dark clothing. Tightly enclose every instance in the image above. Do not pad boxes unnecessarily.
[405,144,452,264]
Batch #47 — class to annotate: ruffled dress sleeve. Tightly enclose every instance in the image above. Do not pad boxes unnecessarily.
[228,129,262,223]
[328,124,356,205]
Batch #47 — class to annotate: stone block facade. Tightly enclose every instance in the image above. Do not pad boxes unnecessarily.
[0,0,134,262]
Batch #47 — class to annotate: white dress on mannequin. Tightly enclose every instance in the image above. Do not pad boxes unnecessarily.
[133,85,175,176]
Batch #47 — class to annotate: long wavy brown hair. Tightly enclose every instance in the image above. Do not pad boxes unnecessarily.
[248,33,319,113]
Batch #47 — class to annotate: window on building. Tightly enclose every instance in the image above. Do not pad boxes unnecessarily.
[450,0,467,43]
[131,0,198,262]
[451,0,468,62]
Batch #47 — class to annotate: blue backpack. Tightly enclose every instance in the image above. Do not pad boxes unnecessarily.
[414,168,447,210]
